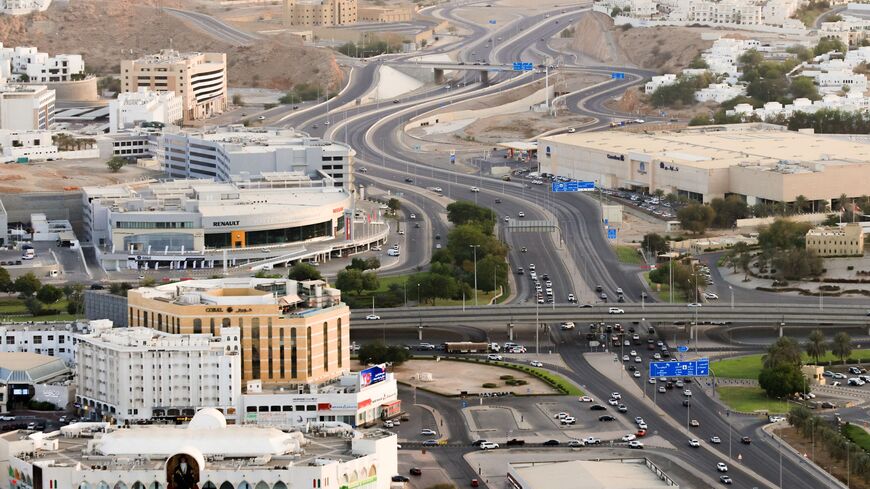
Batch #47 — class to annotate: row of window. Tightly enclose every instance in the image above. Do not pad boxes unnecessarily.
[115,221,195,229]
[7,334,67,344]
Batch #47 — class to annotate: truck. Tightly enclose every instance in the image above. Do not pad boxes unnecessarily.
[444,342,490,353]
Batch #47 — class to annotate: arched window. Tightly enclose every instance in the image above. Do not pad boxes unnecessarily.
[78,483,92,489]
[219,483,234,489]
[113,483,128,489]
[255,483,270,489]
[202,483,217,489]
[131,483,145,489]
[272,483,288,489]
[193,318,202,334]
[147,483,163,489]
[238,482,252,489]
[96,482,109,489]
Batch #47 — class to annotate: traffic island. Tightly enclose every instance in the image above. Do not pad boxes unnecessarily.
[393,358,562,396]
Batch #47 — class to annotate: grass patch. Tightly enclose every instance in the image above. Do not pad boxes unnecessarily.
[643,272,690,303]
[716,386,790,413]
[714,351,870,380]
[493,361,584,396]
[843,424,870,453]
[614,245,642,265]
[0,297,80,322]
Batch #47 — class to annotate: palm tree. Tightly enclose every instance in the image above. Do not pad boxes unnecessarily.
[762,336,802,369]
[805,329,827,365]
[793,195,808,214]
[832,332,853,365]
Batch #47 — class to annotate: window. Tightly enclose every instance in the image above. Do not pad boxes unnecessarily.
[33,336,42,345]
[337,318,342,368]
[290,328,297,378]
[268,318,274,379]
[323,322,329,371]
[210,318,216,336]
[307,327,313,377]
[251,318,260,380]
[193,318,202,335]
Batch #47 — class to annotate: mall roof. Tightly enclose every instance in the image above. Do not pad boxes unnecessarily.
[511,459,674,489]
[540,123,870,171]
[0,352,70,384]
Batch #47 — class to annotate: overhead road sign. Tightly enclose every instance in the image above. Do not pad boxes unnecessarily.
[607,228,617,240]
[506,220,556,233]
[611,72,626,79]
[512,62,534,72]
[649,358,710,378]
[489,19,497,24]
[676,345,689,352]
[551,181,595,192]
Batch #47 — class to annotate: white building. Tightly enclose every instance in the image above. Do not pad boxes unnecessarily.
[645,73,677,94]
[603,0,805,27]
[815,70,867,94]
[159,125,355,187]
[0,83,54,130]
[0,320,105,365]
[0,408,399,489]
[695,82,747,103]
[109,87,183,132]
[0,44,84,82]
[0,0,50,15]
[0,352,72,413]
[75,326,241,423]
[0,128,57,162]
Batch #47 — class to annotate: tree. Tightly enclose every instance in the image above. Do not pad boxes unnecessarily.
[387,198,401,215]
[641,233,669,256]
[365,257,381,270]
[288,263,322,281]
[793,195,809,214]
[757,219,812,251]
[336,269,365,294]
[231,94,243,106]
[677,203,715,234]
[0,266,11,292]
[361,271,380,292]
[763,336,802,369]
[789,77,820,101]
[814,37,846,56]
[805,330,827,365]
[23,297,43,317]
[446,201,496,232]
[358,342,411,366]
[36,285,62,304]
[773,249,823,280]
[710,196,749,228]
[13,273,41,297]
[64,283,85,315]
[759,363,806,398]
[476,255,508,292]
[688,113,713,126]
[105,156,126,173]
[832,332,853,365]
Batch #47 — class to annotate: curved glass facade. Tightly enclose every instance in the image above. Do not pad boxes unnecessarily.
[204,219,335,249]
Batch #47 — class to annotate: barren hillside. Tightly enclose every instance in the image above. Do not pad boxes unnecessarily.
[0,0,342,90]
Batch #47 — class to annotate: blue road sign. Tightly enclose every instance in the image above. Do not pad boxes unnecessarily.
[551,181,595,192]
[513,62,534,72]
[450,154,456,163]
[461,400,468,408]
[489,19,497,24]
[607,228,617,240]
[649,358,710,378]
[611,72,626,79]
[677,345,689,353]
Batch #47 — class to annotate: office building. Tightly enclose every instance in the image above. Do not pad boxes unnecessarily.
[0,83,54,130]
[75,326,241,423]
[0,320,107,365]
[109,87,183,132]
[805,223,865,257]
[121,50,227,123]
[284,0,357,26]
[0,408,399,489]
[159,125,354,186]
[0,129,57,162]
[540,123,870,206]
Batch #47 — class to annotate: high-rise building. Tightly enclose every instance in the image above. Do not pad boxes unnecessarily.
[0,83,54,130]
[121,50,227,123]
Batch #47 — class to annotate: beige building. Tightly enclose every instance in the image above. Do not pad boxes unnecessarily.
[806,223,865,257]
[121,50,227,123]
[540,123,870,206]
[0,83,54,130]
[284,0,357,26]
[358,5,414,23]
[126,277,350,388]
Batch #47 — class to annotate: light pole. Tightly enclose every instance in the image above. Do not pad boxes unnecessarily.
[729,285,734,310]
[470,244,480,306]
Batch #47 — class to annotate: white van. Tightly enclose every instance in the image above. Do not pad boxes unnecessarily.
[22,247,35,260]
[387,249,400,256]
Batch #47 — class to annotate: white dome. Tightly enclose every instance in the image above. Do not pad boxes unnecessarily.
[188,408,227,430]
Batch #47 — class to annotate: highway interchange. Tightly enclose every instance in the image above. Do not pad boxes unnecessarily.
[189,2,864,488]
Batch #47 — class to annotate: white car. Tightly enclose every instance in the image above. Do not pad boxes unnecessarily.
[608,398,619,406]
[687,303,702,308]
[567,439,584,447]
[487,354,503,361]
[717,462,728,472]
[579,396,594,403]
[409,213,416,219]
[470,186,480,192]
[518,212,525,218]
[689,439,700,447]
[560,416,576,425]
[710,436,721,444]
[365,314,380,320]
[530,360,543,367]
[638,421,647,430]
[623,355,630,361]
[480,441,500,450]
[611,392,621,399]
[554,412,570,419]
[635,417,644,424]
[621,434,637,442]
[608,307,625,314]
[421,429,437,436]
[684,389,692,397]
[633,371,641,378]
[703,292,719,300]
[560,321,575,330]
[634,356,642,363]
[648,378,657,384]
[628,441,644,449]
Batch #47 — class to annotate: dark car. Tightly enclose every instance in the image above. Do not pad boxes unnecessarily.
[590,404,607,411]
[422,440,438,446]
[89,284,105,290]
[506,438,526,446]
[471,439,486,447]
[405,178,414,183]
[595,285,603,292]
[682,400,691,407]
[599,415,616,422]
[495,198,502,203]
[542,439,560,446]
[821,401,836,409]
[392,475,410,482]
[741,436,752,444]
[410,467,423,476]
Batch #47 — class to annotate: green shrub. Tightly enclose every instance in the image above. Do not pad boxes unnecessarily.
[482,383,497,388]
[499,375,515,380]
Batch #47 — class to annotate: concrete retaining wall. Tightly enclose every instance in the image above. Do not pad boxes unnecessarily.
[84,290,128,327]
[24,77,99,102]
[736,213,830,229]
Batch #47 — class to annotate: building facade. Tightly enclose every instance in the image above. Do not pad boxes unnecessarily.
[126,278,350,388]
[805,223,865,257]
[285,0,357,26]
[0,320,107,365]
[121,50,227,123]
[0,409,398,489]
[0,83,54,130]
[0,128,57,162]
[109,87,183,132]
[0,0,51,15]
[75,326,241,422]
[158,125,354,187]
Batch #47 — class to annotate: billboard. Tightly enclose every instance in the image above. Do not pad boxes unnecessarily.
[359,364,387,389]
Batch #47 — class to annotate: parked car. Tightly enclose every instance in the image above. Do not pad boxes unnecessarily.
[410,468,423,476]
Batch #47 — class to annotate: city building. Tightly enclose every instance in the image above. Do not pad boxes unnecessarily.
[0,320,106,365]
[158,125,354,186]
[82,178,352,269]
[805,222,865,257]
[0,128,57,162]
[125,278,349,388]
[108,87,183,132]
[75,326,241,423]
[507,459,678,489]
[121,50,227,123]
[0,45,85,83]
[539,123,870,206]
[644,74,677,94]
[284,0,358,26]
[0,408,399,489]
[598,0,806,27]
[0,83,54,130]
[0,352,72,413]
[694,82,747,103]
[0,0,51,15]
[358,5,414,23]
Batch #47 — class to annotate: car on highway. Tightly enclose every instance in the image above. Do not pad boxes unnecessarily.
[518,212,525,218]
[530,360,543,367]
[421,429,437,436]
[542,440,560,446]
[720,475,733,485]
[392,475,410,482]
[410,467,423,476]
[741,436,752,444]
[567,440,584,447]
[578,396,594,402]
[658,386,666,393]
[633,371,641,378]
[710,436,722,444]
[470,186,480,192]
[716,462,728,472]
[611,392,621,399]
[687,303,702,308]
[608,307,624,314]
[607,398,619,406]
[560,321,575,330]
[479,441,499,450]
[703,292,719,300]
[590,404,607,411]
[598,415,616,422]
[422,440,438,446]
[690,419,700,427]
[365,314,380,320]
[628,441,644,449]
[618,404,628,412]
[638,421,647,430]
[684,389,692,397]
[487,354,503,361]
[689,439,700,447]
[621,434,636,442]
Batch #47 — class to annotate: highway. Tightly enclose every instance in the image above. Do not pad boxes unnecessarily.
[163,7,261,46]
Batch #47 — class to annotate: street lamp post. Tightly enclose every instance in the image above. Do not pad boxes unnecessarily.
[470,245,480,306]
[729,285,734,310]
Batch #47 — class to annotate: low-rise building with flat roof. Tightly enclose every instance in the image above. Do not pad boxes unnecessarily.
[507,458,677,489]
[539,123,870,206]
[806,222,865,257]
[0,352,73,412]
